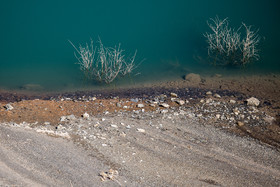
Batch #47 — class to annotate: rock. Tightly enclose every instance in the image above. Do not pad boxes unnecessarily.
[246,97,260,107]
[170,93,178,97]
[60,114,76,121]
[116,103,122,107]
[82,112,90,119]
[137,128,145,133]
[206,98,213,104]
[213,74,222,78]
[89,96,96,101]
[137,103,144,108]
[206,91,212,95]
[263,116,275,124]
[130,98,139,102]
[111,124,118,128]
[4,103,13,111]
[20,84,44,91]
[237,121,244,126]
[214,93,221,98]
[229,99,236,104]
[184,73,201,84]
[216,114,221,119]
[44,122,51,125]
[233,108,240,115]
[60,116,67,122]
[160,109,168,114]
[150,103,156,107]
[176,100,185,105]
[160,103,170,108]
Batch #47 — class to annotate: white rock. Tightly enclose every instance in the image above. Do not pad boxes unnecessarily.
[246,97,260,107]
[111,124,118,128]
[137,128,145,133]
[214,93,221,98]
[176,100,185,105]
[82,112,90,119]
[137,103,144,108]
[60,116,67,122]
[216,114,221,119]
[160,103,170,108]
[170,92,178,97]
[229,99,236,104]
[206,98,213,104]
[206,91,212,95]
[160,109,169,114]
[4,103,13,111]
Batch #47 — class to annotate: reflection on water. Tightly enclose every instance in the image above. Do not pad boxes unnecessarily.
[0,0,279,92]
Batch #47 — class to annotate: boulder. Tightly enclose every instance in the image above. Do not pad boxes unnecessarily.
[184,73,201,84]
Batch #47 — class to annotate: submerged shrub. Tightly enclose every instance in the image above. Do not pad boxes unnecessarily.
[204,16,260,67]
[69,38,139,84]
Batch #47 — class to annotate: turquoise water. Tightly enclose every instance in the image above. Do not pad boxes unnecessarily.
[0,0,279,92]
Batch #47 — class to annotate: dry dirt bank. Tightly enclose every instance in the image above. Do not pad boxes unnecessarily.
[0,74,280,186]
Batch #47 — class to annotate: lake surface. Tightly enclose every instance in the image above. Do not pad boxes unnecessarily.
[0,0,279,92]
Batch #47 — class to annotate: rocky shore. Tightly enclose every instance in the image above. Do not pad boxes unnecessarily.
[0,74,280,186]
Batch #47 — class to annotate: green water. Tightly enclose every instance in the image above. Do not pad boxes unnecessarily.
[0,0,279,92]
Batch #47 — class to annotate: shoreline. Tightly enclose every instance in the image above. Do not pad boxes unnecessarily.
[1,73,280,186]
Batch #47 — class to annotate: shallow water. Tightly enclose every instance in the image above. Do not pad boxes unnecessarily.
[0,0,279,92]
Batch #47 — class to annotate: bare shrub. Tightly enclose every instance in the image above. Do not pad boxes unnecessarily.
[204,16,260,67]
[69,38,139,84]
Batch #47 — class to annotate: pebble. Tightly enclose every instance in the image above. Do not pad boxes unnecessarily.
[229,99,236,104]
[60,116,67,122]
[130,98,139,102]
[233,108,240,115]
[160,103,170,108]
[82,112,90,119]
[206,98,213,104]
[176,100,185,105]
[216,114,221,119]
[111,124,118,128]
[246,97,260,107]
[137,104,145,108]
[214,93,221,98]
[116,103,122,107]
[237,121,244,126]
[137,128,145,133]
[4,103,13,111]
[206,91,212,95]
[160,109,168,114]
[170,93,178,97]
